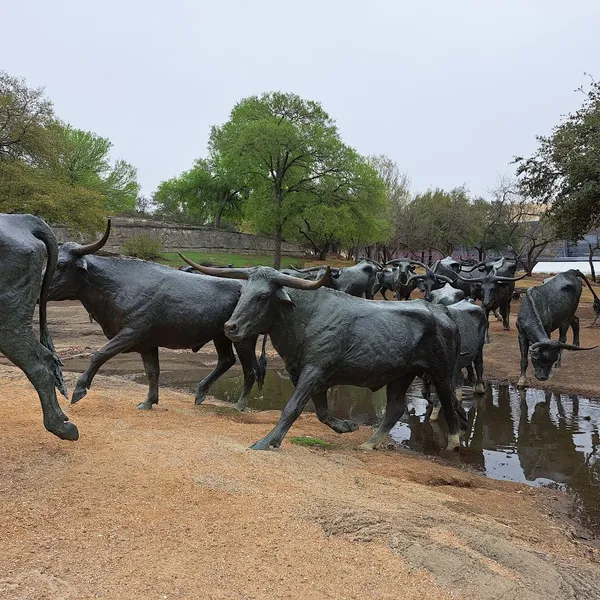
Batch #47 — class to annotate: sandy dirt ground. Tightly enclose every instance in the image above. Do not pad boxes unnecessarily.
[2,298,600,599]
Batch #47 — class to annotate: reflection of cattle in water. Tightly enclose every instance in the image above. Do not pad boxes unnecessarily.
[516,392,592,485]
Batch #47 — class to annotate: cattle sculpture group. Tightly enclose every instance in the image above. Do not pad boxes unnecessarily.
[2,214,599,455]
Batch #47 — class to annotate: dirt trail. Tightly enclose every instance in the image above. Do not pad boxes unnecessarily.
[1,366,600,600]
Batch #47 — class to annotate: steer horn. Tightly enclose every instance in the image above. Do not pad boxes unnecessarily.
[178,254,252,279]
[456,272,485,283]
[291,265,323,273]
[491,273,527,283]
[75,219,112,255]
[361,258,384,269]
[531,340,598,352]
[274,267,331,290]
[434,274,454,284]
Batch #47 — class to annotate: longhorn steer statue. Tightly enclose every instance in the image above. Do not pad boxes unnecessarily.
[48,220,265,411]
[0,214,77,440]
[456,269,525,342]
[516,269,600,387]
[371,266,399,300]
[401,260,454,300]
[180,255,468,451]
[382,259,418,300]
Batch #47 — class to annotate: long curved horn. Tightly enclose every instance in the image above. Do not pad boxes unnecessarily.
[434,274,454,284]
[491,273,527,282]
[531,340,598,352]
[460,261,486,273]
[385,259,411,266]
[291,265,322,273]
[406,274,425,286]
[75,219,112,255]
[274,267,331,290]
[178,254,252,279]
[406,260,434,276]
[361,258,384,269]
[456,272,485,283]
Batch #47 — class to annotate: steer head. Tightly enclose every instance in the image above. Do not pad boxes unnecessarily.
[456,271,526,309]
[48,219,112,300]
[530,340,597,381]
[179,254,330,342]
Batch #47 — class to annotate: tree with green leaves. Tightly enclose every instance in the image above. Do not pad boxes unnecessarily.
[154,157,242,227]
[58,126,140,214]
[210,92,381,268]
[515,75,600,241]
[0,71,140,230]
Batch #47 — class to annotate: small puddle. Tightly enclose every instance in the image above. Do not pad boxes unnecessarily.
[151,368,600,535]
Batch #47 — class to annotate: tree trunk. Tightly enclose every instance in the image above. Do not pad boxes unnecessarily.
[274,189,282,270]
[589,245,596,283]
[215,211,222,229]
[274,224,282,270]
[318,248,328,260]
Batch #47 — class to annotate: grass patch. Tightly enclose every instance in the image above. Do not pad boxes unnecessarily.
[289,436,331,448]
[159,251,305,269]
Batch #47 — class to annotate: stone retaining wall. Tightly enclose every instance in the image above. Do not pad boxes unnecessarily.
[53,217,304,256]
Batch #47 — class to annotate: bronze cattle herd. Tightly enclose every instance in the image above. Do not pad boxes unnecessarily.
[2,214,600,451]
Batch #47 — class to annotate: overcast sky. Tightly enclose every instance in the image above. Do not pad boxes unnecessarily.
[5,0,599,198]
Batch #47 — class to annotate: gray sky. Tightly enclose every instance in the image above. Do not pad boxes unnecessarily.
[5,0,599,198]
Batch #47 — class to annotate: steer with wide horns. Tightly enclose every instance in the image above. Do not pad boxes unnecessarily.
[456,269,526,342]
[48,220,266,411]
[179,255,468,451]
[516,269,600,387]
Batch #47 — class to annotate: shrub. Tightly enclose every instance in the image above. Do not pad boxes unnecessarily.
[122,233,162,260]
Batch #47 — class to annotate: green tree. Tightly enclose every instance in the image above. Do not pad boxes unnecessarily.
[210,92,366,269]
[0,71,139,230]
[515,75,600,240]
[154,157,242,227]
[59,126,140,213]
[407,187,479,261]
[289,152,389,260]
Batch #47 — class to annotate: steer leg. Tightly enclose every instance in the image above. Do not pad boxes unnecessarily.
[249,366,323,450]
[571,315,580,346]
[473,352,485,394]
[233,338,258,411]
[555,323,569,368]
[0,332,78,441]
[72,328,138,404]
[137,347,160,410]
[195,335,236,405]
[494,308,502,321]
[484,309,491,344]
[517,332,529,387]
[431,378,467,451]
[361,375,414,450]
[381,288,388,301]
[313,392,359,433]
[500,303,511,331]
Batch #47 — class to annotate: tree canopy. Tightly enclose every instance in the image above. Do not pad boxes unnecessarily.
[516,76,600,241]
[208,92,389,268]
[0,71,139,230]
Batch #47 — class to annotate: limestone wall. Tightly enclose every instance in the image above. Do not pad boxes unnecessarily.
[53,217,304,256]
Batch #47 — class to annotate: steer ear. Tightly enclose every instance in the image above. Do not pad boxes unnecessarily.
[276,287,294,306]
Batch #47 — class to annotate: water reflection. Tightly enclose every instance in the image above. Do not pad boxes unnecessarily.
[161,369,600,535]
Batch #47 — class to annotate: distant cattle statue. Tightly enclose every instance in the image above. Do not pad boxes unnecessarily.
[180,255,468,452]
[0,214,77,440]
[48,220,265,411]
[516,270,600,387]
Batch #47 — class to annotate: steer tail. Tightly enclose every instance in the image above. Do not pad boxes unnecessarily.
[575,270,600,326]
[255,335,268,391]
[34,223,68,398]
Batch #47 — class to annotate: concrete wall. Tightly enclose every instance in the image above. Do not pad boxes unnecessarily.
[53,217,304,256]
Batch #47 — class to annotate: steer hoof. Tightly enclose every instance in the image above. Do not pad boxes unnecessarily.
[71,387,87,404]
[342,420,359,433]
[517,377,527,388]
[359,441,377,451]
[136,401,153,411]
[429,405,442,421]
[474,383,486,394]
[446,432,461,451]
[194,392,206,405]
[249,439,275,451]
[235,400,248,412]
[47,420,79,441]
